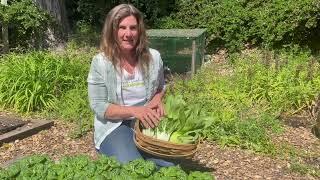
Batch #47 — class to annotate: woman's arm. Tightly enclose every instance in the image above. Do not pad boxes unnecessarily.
[146,53,166,117]
[105,104,160,128]
[88,57,111,121]
[88,56,161,128]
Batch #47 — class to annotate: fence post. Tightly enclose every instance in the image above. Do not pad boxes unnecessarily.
[1,0,9,53]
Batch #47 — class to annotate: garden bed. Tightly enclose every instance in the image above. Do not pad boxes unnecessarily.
[0,118,27,135]
[0,115,319,179]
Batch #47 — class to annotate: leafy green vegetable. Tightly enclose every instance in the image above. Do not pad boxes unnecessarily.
[0,154,214,179]
[152,166,188,179]
[122,159,156,178]
[188,171,214,180]
[142,94,210,144]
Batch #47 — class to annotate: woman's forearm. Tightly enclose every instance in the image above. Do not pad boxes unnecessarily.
[105,104,161,128]
[104,104,135,120]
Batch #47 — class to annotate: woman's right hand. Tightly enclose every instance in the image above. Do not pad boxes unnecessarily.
[129,106,161,128]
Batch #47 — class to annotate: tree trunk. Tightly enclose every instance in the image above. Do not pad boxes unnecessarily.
[34,0,69,50]
[1,0,9,53]
[34,0,69,34]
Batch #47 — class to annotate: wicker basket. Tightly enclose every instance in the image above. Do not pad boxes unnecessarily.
[133,120,197,159]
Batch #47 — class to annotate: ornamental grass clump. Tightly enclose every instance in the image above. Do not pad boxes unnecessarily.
[0,51,87,112]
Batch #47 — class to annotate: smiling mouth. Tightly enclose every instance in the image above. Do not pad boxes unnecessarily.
[122,40,134,44]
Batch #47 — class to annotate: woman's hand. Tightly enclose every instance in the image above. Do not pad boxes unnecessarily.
[147,100,165,118]
[129,106,161,128]
[146,90,165,117]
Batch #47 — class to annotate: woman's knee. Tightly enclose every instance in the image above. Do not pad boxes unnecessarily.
[98,124,142,163]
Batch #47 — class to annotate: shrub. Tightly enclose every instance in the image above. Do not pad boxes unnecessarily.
[0,0,53,50]
[156,0,320,51]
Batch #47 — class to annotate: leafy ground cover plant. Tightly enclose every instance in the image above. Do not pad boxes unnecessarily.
[0,155,215,179]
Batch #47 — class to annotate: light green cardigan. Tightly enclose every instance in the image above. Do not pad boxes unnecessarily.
[87,48,165,149]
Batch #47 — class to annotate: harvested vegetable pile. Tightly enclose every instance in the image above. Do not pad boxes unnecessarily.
[142,95,210,144]
[0,155,214,179]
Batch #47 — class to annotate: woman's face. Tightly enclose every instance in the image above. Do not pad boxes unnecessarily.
[117,15,139,53]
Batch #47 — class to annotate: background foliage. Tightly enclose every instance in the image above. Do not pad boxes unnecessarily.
[2,0,320,52]
[0,0,52,50]
[168,48,320,152]
[65,0,175,30]
[155,0,320,51]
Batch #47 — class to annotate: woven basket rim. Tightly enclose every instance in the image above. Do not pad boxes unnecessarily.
[134,120,197,146]
[134,134,197,159]
[133,120,198,159]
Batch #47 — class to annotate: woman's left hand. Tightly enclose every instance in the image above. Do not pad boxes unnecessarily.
[146,93,165,117]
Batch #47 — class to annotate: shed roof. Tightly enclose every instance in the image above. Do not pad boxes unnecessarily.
[147,29,206,38]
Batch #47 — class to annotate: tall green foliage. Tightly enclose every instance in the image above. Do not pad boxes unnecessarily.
[0,51,87,112]
[170,49,319,152]
[233,49,320,114]
[66,0,175,29]
[156,0,320,51]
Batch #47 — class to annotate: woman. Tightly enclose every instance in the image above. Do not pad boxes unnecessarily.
[87,4,174,167]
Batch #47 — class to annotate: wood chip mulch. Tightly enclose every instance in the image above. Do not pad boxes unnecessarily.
[0,114,319,179]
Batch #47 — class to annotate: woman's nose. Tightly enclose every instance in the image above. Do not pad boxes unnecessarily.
[124,29,132,37]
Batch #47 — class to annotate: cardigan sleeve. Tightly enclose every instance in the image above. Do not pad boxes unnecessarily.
[87,56,110,120]
[158,54,166,92]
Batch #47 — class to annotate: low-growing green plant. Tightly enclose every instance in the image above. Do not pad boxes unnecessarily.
[290,161,320,177]
[0,155,215,179]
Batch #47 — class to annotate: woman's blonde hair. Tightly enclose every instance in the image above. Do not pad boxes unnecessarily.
[100,4,151,74]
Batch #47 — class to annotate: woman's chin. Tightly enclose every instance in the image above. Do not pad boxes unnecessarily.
[121,46,136,53]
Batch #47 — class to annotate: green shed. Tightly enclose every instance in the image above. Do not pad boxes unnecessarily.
[147,29,206,75]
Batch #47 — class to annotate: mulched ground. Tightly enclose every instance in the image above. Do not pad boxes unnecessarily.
[0,111,319,179]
